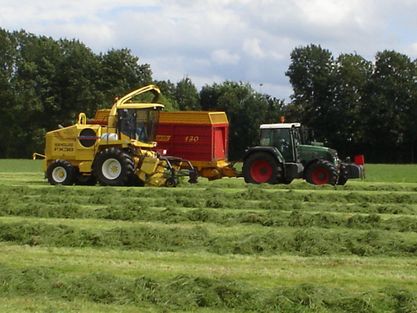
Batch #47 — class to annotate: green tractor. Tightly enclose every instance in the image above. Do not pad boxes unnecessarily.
[257,123,364,185]
[242,123,304,185]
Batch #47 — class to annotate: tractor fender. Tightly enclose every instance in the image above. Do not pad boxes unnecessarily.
[243,146,285,165]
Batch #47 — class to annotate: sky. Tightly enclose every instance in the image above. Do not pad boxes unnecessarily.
[1,0,417,100]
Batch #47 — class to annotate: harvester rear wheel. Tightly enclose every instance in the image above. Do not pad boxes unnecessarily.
[93,147,135,186]
[305,160,338,185]
[47,160,76,185]
[243,152,281,184]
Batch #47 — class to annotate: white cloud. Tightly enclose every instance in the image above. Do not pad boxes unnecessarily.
[243,38,265,59]
[211,49,240,65]
[1,0,417,99]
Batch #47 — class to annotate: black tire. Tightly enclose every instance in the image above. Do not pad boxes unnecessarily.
[243,152,282,184]
[305,160,338,185]
[337,164,348,185]
[93,147,135,186]
[47,160,76,185]
[165,177,178,187]
[283,178,293,185]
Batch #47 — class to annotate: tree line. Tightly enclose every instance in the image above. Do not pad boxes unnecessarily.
[1,28,416,163]
[286,44,417,163]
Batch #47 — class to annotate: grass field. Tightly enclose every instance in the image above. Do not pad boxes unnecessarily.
[2,159,417,312]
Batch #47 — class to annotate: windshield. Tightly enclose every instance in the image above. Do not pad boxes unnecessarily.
[260,128,294,161]
[118,108,160,143]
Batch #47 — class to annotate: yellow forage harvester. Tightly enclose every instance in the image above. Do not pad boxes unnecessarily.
[41,85,197,186]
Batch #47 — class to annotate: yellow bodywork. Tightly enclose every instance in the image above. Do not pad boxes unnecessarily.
[43,85,179,187]
[159,111,228,125]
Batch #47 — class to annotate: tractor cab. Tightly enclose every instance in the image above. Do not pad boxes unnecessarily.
[259,123,301,162]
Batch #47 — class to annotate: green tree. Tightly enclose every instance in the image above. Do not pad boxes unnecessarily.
[0,29,18,157]
[285,44,335,139]
[175,77,200,110]
[55,39,102,121]
[361,50,417,162]
[153,80,179,111]
[98,48,153,106]
[329,53,373,156]
[12,31,63,157]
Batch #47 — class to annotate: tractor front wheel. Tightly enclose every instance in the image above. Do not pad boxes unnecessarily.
[47,160,76,185]
[337,164,348,185]
[305,160,338,185]
[243,152,281,184]
[93,147,135,186]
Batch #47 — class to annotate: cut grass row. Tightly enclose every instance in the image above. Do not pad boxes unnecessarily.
[1,217,417,257]
[0,257,416,312]
[3,200,417,232]
[4,183,417,205]
[2,243,417,291]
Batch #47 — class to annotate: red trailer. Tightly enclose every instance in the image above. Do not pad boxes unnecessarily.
[156,111,237,179]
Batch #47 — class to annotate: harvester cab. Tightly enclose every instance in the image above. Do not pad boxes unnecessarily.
[43,85,197,186]
[106,85,162,148]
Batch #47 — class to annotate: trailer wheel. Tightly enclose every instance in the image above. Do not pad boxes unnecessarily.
[305,160,338,185]
[47,160,75,185]
[165,177,178,187]
[93,147,134,186]
[243,152,281,184]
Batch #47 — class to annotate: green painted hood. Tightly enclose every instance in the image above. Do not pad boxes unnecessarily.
[298,144,338,164]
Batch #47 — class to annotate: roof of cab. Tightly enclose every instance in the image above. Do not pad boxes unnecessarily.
[260,123,301,129]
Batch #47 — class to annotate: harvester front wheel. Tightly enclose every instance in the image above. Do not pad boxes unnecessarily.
[305,160,338,185]
[47,160,76,185]
[243,152,281,184]
[93,147,134,186]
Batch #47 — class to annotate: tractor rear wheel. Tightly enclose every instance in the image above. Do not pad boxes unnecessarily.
[243,152,281,184]
[93,147,135,186]
[305,160,338,185]
[47,160,76,185]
